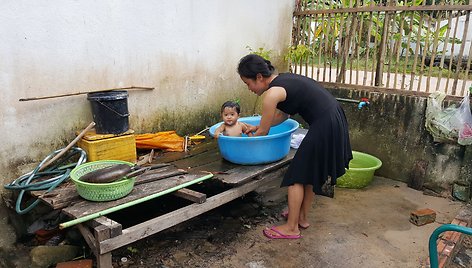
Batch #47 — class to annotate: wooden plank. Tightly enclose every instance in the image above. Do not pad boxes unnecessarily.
[99,168,283,254]
[173,188,206,204]
[61,172,211,219]
[135,168,187,186]
[89,216,123,238]
[214,149,295,186]
[94,225,110,243]
[32,166,187,210]
[293,5,472,16]
[189,158,236,174]
[77,224,98,255]
[88,217,115,268]
[170,147,221,169]
[30,182,81,210]
[153,139,217,164]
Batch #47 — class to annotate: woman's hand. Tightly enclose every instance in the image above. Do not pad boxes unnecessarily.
[242,123,258,135]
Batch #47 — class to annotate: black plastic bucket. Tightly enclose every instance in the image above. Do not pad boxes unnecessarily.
[87,90,129,134]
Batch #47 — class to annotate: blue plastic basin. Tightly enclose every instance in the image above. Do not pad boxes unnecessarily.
[209,116,299,165]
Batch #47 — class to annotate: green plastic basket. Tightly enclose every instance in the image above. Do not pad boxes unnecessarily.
[337,151,382,189]
[70,160,136,202]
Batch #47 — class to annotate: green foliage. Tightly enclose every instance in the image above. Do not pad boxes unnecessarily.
[285,44,313,63]
[127,247,139,254]
[246,45,272,60]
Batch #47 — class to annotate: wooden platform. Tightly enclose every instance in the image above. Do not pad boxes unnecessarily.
[32,137,298,268]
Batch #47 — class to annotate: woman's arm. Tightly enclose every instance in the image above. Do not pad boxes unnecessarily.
[240,122,255,136]
[254,86,287,136]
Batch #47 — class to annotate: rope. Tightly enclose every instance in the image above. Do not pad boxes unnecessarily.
[4,147,87,214]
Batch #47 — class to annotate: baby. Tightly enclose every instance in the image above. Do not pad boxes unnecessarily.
[214,101,253,138]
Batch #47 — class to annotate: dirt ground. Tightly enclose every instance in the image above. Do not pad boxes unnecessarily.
[3,176,468,268]
[106,177,465,268]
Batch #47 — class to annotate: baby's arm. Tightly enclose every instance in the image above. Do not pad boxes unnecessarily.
[214,124,226,138]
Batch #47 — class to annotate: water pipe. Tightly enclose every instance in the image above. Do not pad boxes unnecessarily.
[336,97,370,109]
[4,147,87,214]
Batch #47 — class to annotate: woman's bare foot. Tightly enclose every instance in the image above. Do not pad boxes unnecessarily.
[281,210,310,229]
[263,223,301,238]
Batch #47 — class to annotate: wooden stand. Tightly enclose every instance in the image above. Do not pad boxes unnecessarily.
[33,135,299,267]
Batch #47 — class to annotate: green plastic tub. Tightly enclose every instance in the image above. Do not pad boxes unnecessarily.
[336,151,382,189]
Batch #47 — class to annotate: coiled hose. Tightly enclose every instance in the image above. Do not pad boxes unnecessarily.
[4,147,87,214]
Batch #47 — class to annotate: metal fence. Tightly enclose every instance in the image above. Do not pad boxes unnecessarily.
[291,0,472,96]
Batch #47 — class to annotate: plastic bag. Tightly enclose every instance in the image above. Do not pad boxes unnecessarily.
[458,93,472,145]
[425,91,472,145]
[425,91,461,143]
[135,131,184,151]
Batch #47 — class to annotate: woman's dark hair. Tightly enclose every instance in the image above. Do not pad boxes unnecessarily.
[221,101,241,114]
[237,54,275,79]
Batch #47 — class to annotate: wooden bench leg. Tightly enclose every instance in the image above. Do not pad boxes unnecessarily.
[96,252,113,268]
[92,217,121,268]
[77,217,123,268]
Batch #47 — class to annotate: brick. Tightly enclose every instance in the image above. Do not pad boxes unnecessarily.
[56,259,93,268]
[442,241,455,257]
[410,208,436,226]
[441,230,461,244]
[436,239,447,254]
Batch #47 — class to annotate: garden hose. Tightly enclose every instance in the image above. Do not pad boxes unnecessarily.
[4,147,87,214]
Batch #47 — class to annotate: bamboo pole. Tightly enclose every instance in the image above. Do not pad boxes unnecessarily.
[426,9,444,93]
[445,14,461,93]
[375,4,390,87]
[385,0,396,88]
[452,11,471,95]
[370,9,379,86]
[355,11,364,85]
[402,7,415,90]
[393,10,406,89]
[59,173,214,229]
[39,122,96,172]
[409,1,425,91]
[417,2,434,92]
[19,86,154,102]
[436,10,454,93]
[323,13,330,81]
[336,10,347,83]
[364,5,374,86]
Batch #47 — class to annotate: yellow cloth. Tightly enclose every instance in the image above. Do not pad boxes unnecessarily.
[135,131,184,152]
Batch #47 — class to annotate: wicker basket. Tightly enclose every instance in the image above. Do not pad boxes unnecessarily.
[70,160,135,202]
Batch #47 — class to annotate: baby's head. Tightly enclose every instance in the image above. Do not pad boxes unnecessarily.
[221,101,241,114]
[220,101,241,126]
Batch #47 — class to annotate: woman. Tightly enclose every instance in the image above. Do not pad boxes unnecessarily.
[238,54,352,239]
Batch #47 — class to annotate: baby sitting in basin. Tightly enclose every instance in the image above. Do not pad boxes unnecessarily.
[214,101,254,138]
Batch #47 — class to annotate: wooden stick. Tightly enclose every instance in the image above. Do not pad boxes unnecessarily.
[19,86,154,102]
[38,122,95,171]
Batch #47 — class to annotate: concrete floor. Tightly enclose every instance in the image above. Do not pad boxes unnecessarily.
[217,176,465,268]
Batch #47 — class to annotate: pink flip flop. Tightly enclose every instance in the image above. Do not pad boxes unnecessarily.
[263,226,302,240]
[280,211,310,229]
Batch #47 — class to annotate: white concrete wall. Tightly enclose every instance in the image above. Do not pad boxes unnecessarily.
[0,0,295,245]
[1,0,294,174]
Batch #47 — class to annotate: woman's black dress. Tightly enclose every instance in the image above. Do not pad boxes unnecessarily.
[269,73,352,197]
